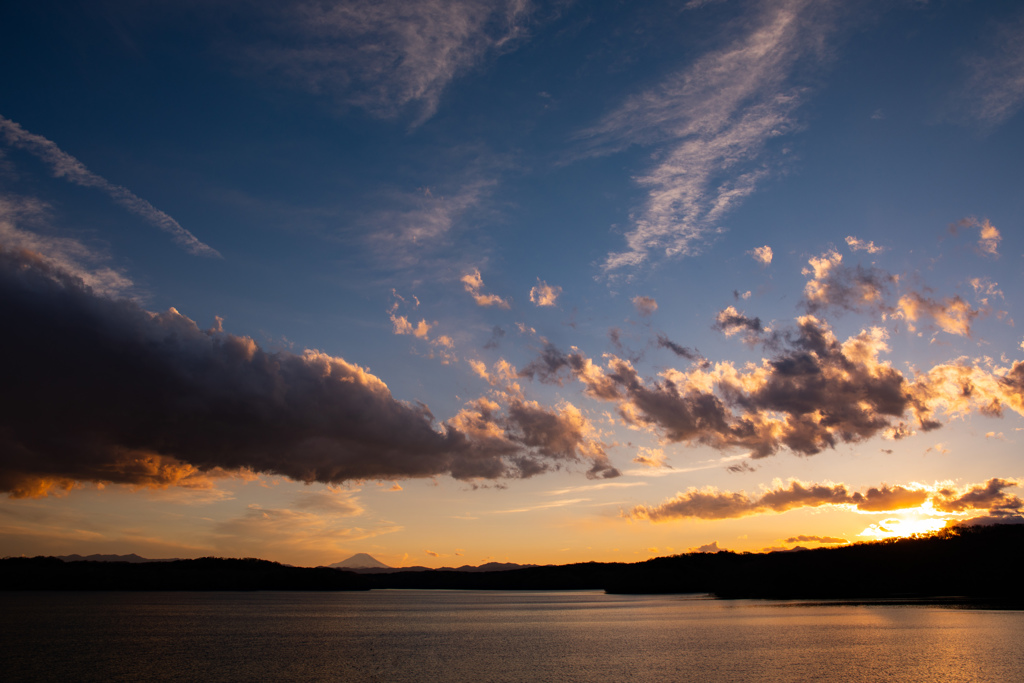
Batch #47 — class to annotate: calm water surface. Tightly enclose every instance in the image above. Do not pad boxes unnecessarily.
[2,590,1022,682]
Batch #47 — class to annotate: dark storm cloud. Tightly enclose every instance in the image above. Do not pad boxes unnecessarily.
[0,248,609,496]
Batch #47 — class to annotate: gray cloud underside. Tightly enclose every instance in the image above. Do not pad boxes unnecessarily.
[519,314,1024,459]
[632,478,1023,522]
[0,248,613,496]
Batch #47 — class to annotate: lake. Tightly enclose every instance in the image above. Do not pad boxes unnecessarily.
[2,590,1022,681]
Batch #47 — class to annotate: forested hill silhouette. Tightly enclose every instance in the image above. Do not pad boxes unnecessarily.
[3,524,1022,601]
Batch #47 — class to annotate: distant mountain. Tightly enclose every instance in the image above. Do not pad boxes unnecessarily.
[57,553,176,563]
[332,560,537,574]
[329,553,391,569]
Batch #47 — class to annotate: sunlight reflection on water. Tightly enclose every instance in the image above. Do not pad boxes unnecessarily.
[2,590,1022,682]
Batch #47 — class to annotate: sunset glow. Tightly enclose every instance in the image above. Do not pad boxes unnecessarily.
[1,0,1023,568]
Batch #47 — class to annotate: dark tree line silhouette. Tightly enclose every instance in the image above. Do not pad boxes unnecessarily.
[3,524,1021,602]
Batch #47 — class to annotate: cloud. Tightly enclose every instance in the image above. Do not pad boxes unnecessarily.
[853,485,929,512]
[632,296,658,316]
[483,325,506,349]
[366,181,493,267]
[242,0,539,122]
[0,195,133,298]
[629,477,1021,522]
[713,306,763,344]
[656,334,705,363]
[951,12,1024,127]
[579,1,835,270]
[539,310,1024,460]
[632,446,668,469]
[0,115,219,258]
[952,217,1002,257]
[529,279,561,307]
[894,292,981,337]
[749,245,773,265]
[844,236,884,254]
[933,478,1023,515]
[448,396,619,480]
[694,541,722,553]
[0,248,618,497]
[783,535,848,545]
[390,313,432,339]
[462,268,511,308]
[802,250,894,314]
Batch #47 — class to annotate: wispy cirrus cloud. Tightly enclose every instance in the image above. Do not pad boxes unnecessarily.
[244,0,538,123]
[578,0,834,271]
[365,181,494,268]
[0,195,134,297]
[950,11,1024,128]
[0,115,220,258]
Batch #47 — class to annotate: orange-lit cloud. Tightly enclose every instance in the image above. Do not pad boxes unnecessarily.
[783,535,848,545]
[629,477,1022,522]
[632,295,658,316]
[954,217,1001,257]
[461,268,511,309]
[749,245,773,265]
[529,278,561,307]
[802,250,894,313]
[845,236,884,254]
[518,312,1024,461]
[894,292,981,336]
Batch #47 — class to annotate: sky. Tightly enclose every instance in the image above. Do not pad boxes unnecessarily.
[1,0,1023,568]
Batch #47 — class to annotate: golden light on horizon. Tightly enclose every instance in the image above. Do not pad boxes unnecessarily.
[859,516,949,540]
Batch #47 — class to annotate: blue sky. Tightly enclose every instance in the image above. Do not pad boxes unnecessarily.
[1,0,1023,566]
